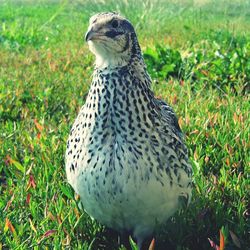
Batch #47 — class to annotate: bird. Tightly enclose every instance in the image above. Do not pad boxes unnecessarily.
[65,12,192,249]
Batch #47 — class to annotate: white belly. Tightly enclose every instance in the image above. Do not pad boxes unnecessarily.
[66,140,190,240]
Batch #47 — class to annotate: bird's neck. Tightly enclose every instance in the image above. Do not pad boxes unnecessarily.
[84,62,155,136]
[94,36,144,70]
[94,55,150,85]
[95,53,130,69]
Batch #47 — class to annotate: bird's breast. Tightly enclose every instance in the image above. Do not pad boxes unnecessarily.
[66,73,153,189]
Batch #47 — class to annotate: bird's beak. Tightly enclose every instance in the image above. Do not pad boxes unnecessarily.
[85,28,98,42]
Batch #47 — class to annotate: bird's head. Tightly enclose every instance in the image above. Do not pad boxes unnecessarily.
[85,12,141,69]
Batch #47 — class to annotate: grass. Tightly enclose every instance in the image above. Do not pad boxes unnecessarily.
[0,0,249,249]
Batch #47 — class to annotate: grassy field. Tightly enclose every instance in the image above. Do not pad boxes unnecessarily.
[0,0,249,249]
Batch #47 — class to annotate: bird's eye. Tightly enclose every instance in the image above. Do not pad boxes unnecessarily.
[111,19,119,28]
